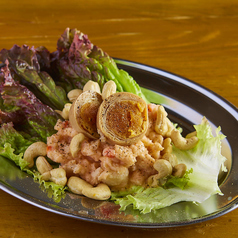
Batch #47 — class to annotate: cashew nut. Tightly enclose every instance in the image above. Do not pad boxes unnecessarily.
[55,103,72,120]
[84,183,111,200]
[102,80,117,100]
[67,89,83,102]
[67,176,111,200]
[172,163,187,178]
[41,171,51,181]
[162,153,178,167]
[70,133,85,158]
[162,138,173,154]
[147,174,168,187]
[23,142,47,168]
[186,131,197,138]
[36,164,67,185]
[36,156,52,174]
[50,168,67,186]
[171,129,199,150]
[67,176,89,195]
[153,159,173,179]
[161,138,178,166]
[83,80,101,94]
[147,175,159,187]
[154,106,175,137]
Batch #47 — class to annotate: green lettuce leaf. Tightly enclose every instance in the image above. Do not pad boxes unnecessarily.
[0,130,66,202]
[0,122,34,154]
[31,171,67,203]
[163,168,193,190]
[0,142,29,170]
[111,118,227,214]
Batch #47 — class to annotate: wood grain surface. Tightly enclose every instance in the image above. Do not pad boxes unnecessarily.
[0,0,237,237]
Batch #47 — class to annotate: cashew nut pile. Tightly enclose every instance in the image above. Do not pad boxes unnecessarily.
[23,142,68,186]
[23,80,199,201]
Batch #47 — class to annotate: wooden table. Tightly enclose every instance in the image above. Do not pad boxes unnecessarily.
[0,0,237,237]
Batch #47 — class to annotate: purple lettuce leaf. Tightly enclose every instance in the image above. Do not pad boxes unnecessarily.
[0,63,60,142]
[49,28,122,91]
[0,44,68,110]
[49,28,147,101]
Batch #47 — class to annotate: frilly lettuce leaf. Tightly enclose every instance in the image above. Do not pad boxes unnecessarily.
[0,122,35,155]
[0,123,66,202]
[30,170,67,202]
[0,142,29,170]
[162,168,193,190]
[0,142,66,202]
[49,28,148,102]
[0,67,65,201]
[0,45,68,110]
[111,118,227,214]
[0,63,60,142]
